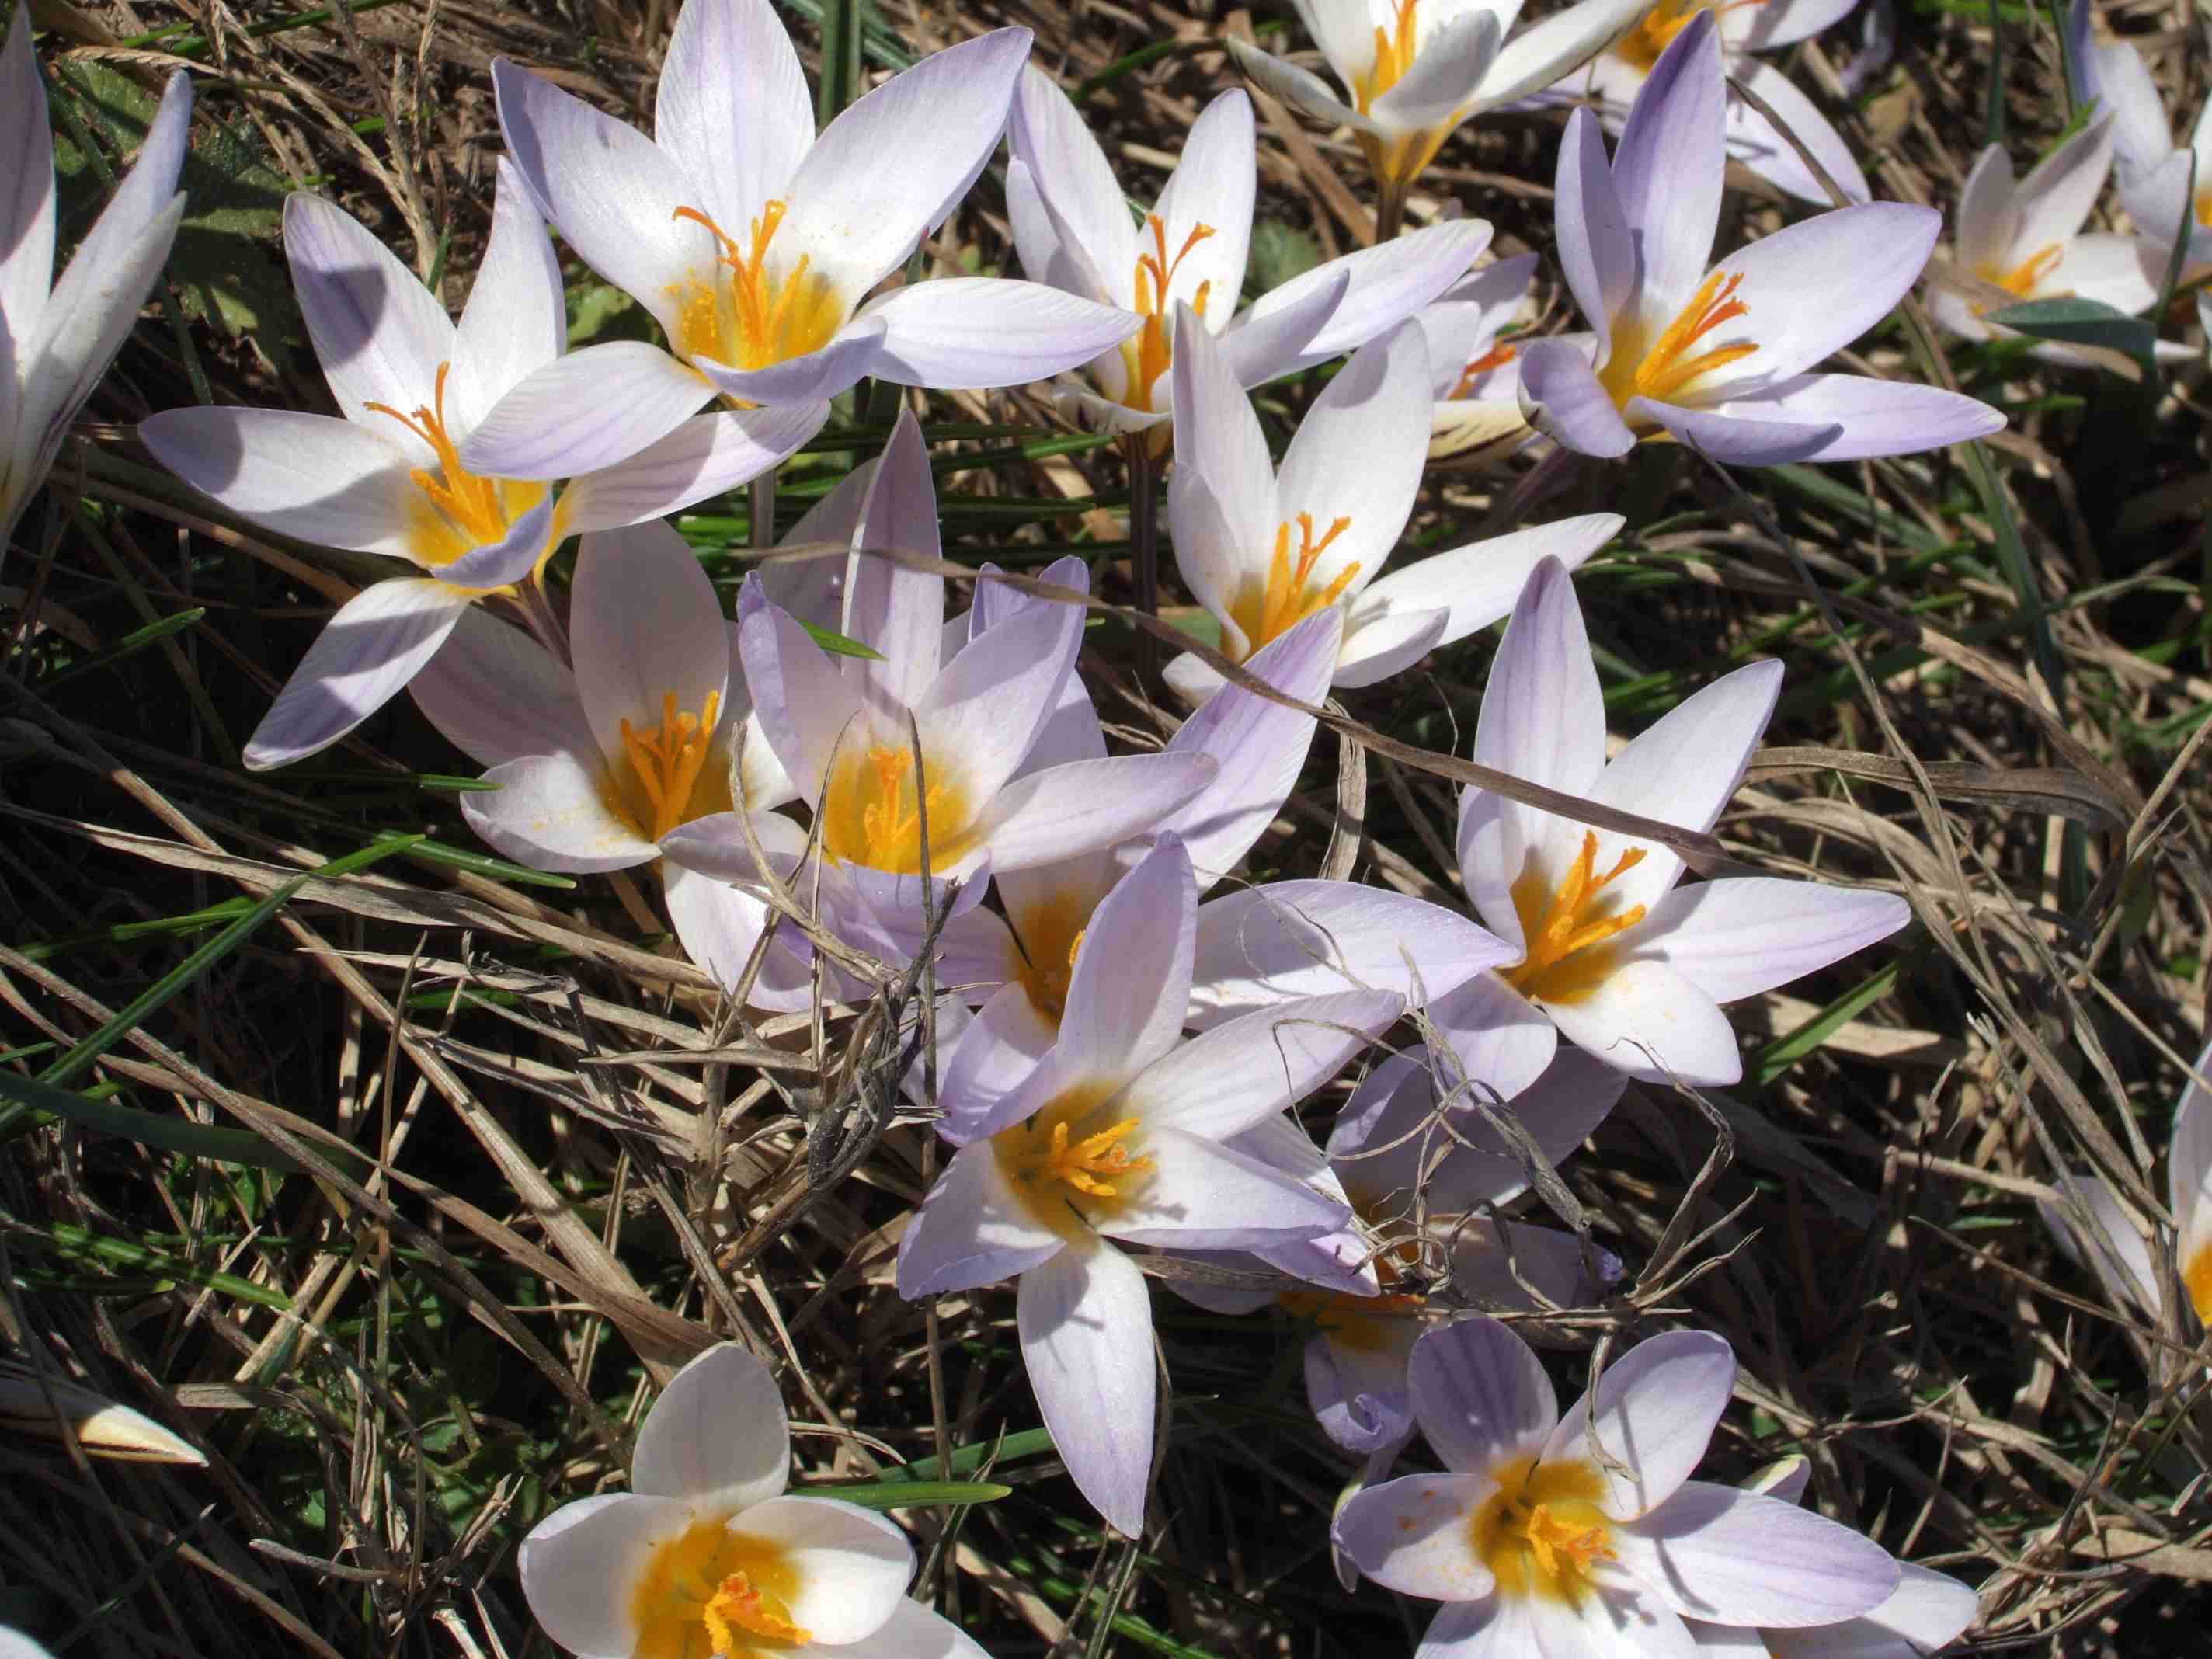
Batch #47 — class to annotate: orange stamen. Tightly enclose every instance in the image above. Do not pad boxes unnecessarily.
[617,690,722,843]
[1503,830,1648,1003]
[361,362,514,551]
[1118,214,1217,412]
[1228,511,1360,659]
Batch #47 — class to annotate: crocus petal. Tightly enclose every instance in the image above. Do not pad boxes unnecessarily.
[630,1340,790,1511]
[1727,60,1869,206]
[0,4,56,337]
[1125,988,1404,1140]
[281,193,456,441]
[1528,1577,1698,1657]
[1543,1328,1735,1518]
[1225,37,1379,137]
[245,580,468,770]
[1734,0,1861,50]
[457,342,711,481]
[690,316,890,409]
[137,408,423,558]
[1371,11,1501,130]
[448,159,567,430]
[784,29,1034,299]
[1546,956,1743,1084]
[933,980,1057,1140]
[1425,972,1562,1110]
[1953,144,2019,270]
[1212,264,1349,391]
[1102,1128,1350,1248]
[409,604,594,769]
[864,278,1143,389]
[2088,37,2172,186]
[971,752,1217,872]
[2037,1172,2159,1316]
[2012,114,2116,252]
[842,406,944,716]
[1255,221,1494,374]
[737,1496,913,1644]
[1007,67,1137,301]
[519,1493,686,1659]
[570,520,729,772]
[1639,877,1908,1004]
[492,59,698,344]
[1170,304,1279,628]
[1348,513,1622,675]
[1151,88,1259,320]
[1475,0,1657,112]
[916,587,1083,805]
[739,595,866,801]
[898,1141,1067,1296]
[1556,107,1636,357]
[1612,1483,1899,1628]
[464,750,661,871]
[1189,882,1513,1024]
[1410,1315,1560,1475]
[1328,607,1450,688]
[1017,1242,1156,1537]
[1306,1327,1420,1457]
[1417,252,1540,398]
[1762,1561,1981,1657]
[2044,232,2161,314]
[435,494,558,592]
[662,863,812,1010]
[1059,836,1197,1086]
[822,1595,994,1659]
[653,0,812,230]
[1333,1473,1499,1600]
[1450,1216,1619,1309]
[557,402,832,533]
[1410,1595,1539,1657]
[1701,373,2002,464]
[1517,336,1636,458]
[1633,397,1841,466]
[2171,1038,2212,1276]
[1613,14,1726,321]
[1275,319,1434,595]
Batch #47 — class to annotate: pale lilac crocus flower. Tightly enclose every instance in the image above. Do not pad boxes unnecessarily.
[2037,1035,2212,1329]
[1546,0,1870,206]
[2,6,190,551]
[1335,1317,1900,1652]
[1517,14,2002,468]
[1685,1457,1980,1656]
[897,835,1403,1536]
[479,0,1138,481]
[2069,9,2212,279]
[519,1343,986,1659]
[1003,69,1487,436]
[408,519,812,1005]
[1417,254,1540,455]
[143,165,820,768]
[1438,556,1911,1095]
[1224,0,1653,221]
[1166,309,1621,699]
[1929,118,2186,369]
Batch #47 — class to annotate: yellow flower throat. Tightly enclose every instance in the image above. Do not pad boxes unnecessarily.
[819,743,976,875]
[1972,242,2062,312]
[1601,270,1757,415]
[1352,0,1456,188]
[631,1519,809,1659]
[1470,1456,1616,1606]
[363,360,548,572]
[603,690,726,843]
[1228,511,1360,659]
[1502,831,1647,1003]
[670,200,843,377]
[994,1088,1153,1236]
[1119,214,1216,412]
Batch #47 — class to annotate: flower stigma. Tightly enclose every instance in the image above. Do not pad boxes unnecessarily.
[670,201,843,381]
[1599,270,1757,413]
[603,690,730,843]
[819,742,976,875]
[1228,511,1359,658]
[993,1087,1154,1235]
[1449,339,1519,399]
[628,1519,809,1658]
[1469,1455,1616,1605]
[363,361,548,572]
[1502,830,1648,1003]
[1117,214,1216,412]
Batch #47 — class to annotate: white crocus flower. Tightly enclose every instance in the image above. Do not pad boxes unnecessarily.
[1226,0,1653,220]
[1437,556,1911,1097]
[899,836,1404,1536]
[1167,308,1621,697]
[143,165,819,769]
[1004,68,1487,436]
[1335,1317,1900,1652]
[2038,1036,2212,1329]
[1417,254,1539,455]
[477,0,1139,482]
[519,1343,984,1659]
[2069,8,2212,279]
[2,6,190,551]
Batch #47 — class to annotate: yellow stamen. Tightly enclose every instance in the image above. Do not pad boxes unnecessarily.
[363,361,548,569]
[700,1572,811,1650]
[1970,242,2065,313]
[1601,269,1758,412]
[1502,830,1647,1004]
[993,1087,1154,1234]
[609,690,723,843]
[1616,0,1772,72]
[2186,1240,2212,1326]
[1469,1455,1616,1605]
[667,200,844,378]
[1449,339,1518,400]
[1226,511,1361,659]
[1116,214,1217,413]
[630,1522,806,1659]
[818,742,976,875]
[1348,0,1460,190]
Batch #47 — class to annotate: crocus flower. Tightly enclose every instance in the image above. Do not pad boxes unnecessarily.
[1929,117,2183,369]
[1224,0,1653,219]
[1166,310,1621,697]
[897,835,1404,1536]
[2071,12,2212,276]
[2037,1036,2212,1327]
[1442,556,1911,1095]
[143,165,820,769]
[1685,1457,1980,1655]
[478,0,1138,480]
[408,519,812,1006]
[1003,69,1487,435]
[2,7,190,551]
[1334,1317,1900,1651]
[1517,15,2003,467]
[1546,0,1870,205]
[1417,254,1540,455]
[519,1341,986,1659]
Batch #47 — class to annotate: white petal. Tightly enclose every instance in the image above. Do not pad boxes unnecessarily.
[1424,971,1561,1107]
[654,0,812,229]
[1017,1243,1156,1537]
[1556,107,1636,357]
[1332,1473,1498,1599]
[631,1341,790,1511]
[822,1595,994,1659]
[1612,1483,1899,1628]
[1101,1126,1351,1248]
[1149,88,1260,324]
[570,520,729,771]
[1612,12,1725,320]
[1350,513,1620,670]
[866,278,1142,389]
[972,752,1216,873]
[281,193,456,441]
[559,402,830,534]
[139,407,424,558]
[1007,67,1137,302]
[245,580,468,770]
[448,159,567,429]
[1408,1315,1560,1474]
[1125,988,1404,1140]
[2172,1038,2212,1278]
[739,594,866,802]
[408,603,593,770]
[1640,878,1909,1004]
[0,3,56,338]
[897,1141,1067,1296]
[1546,956,1744,1086]
[464,750,659,872]
[458,342,711,482]
[1542,1328,1735,1518]
[739,1495,913,1644]
[1275,320,1433,597]
[519,1493,686,1659]
[843,406,945,717]
[1059,836,1197,1087]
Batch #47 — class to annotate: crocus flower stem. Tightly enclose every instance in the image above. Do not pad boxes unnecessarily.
[751,467,777,553]
[1123,430,1164,678]
[1373,177,1410,244]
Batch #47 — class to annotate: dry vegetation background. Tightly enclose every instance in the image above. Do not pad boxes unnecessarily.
[3,0,2212,1652]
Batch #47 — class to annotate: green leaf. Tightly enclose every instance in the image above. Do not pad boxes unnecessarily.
[805,1480,1013,1509]
[1983,296,2158,373]
[0,1071,369,1180]
[816,0,869,125]
[798,617,886,660]
[1247,220,1322,297]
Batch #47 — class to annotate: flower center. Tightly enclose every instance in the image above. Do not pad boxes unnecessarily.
[1227,511,1360,659]
[1449,339,1518,399]
[818,742,976,875]
[669,200,844,379]
[630,1520,809,1659]
[992,1087,1154,1236]
[600,690,729,844]
[1970,242,2064,312]
[1501,830,1647,1004]
[1599,270,1758,412]
[2186,1239,2212,1326]
[1014,893,1090,1021]
[1348,0,1462,188]
[363,361,550,574]
[1469,1456,1615,1606]
[1615,0,1769,73]
[1115,214,1216,413]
